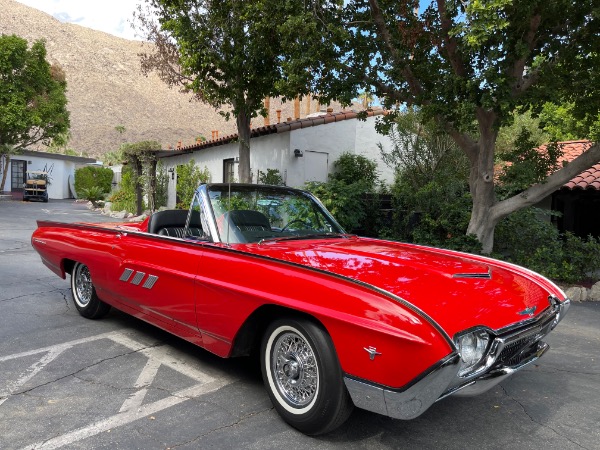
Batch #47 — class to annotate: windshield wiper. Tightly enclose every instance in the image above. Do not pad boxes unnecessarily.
[258,233,352,245]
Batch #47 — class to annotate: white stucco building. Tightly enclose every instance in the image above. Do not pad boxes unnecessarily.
[0,150,98,199]
[158,110,396,208]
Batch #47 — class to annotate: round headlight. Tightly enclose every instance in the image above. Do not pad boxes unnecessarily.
[456,329,490,376]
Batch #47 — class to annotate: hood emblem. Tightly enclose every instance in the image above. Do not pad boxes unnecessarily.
[518,306,537,317]
[364,346,382,360]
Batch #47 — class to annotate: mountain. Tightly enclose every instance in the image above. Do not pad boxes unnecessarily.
[0,0,346,158]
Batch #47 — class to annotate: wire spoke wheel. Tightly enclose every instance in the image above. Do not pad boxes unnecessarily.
[272,331,319,407]
[261,318,353,435]
[73,264,93,306]
[70,262,111,319]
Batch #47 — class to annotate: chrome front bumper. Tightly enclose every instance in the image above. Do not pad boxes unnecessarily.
[344,298,570,420]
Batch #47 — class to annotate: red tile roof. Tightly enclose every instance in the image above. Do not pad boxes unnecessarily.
[158,109,386,158]
[549,140,600,190]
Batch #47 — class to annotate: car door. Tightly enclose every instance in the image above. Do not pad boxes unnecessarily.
[109,230,204,344]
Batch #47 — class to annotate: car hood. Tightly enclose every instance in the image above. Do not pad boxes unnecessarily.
[239,236,565,337]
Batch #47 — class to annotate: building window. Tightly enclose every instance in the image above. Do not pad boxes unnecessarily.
[223,158,235,183]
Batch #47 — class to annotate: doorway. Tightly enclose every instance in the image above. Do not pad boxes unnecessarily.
[11,160,26,192]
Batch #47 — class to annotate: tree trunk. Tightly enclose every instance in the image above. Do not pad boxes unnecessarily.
[0,154,10,193]
[134,157,143,216]
[148,157,157,212]
[465,109,499,254]
[236,110,252,183]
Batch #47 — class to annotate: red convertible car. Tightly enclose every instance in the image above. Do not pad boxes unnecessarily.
[32,183,570,434]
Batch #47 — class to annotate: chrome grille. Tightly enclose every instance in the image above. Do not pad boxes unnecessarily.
[496,326,544,367]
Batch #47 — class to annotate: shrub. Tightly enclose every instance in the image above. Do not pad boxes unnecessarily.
[176,160,210,209]
[304,153,383,235]
[109,167,139,212]
[330,153,378,189]
[495,207,600,283]
[74,166,114,197]
[258,168,284,186]
[387,174,482,253]
[306,180,370,232]
[155,161,169,209]
[80,186,105,207]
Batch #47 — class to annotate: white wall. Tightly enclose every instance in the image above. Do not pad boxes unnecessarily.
[355,116,396,185]
[1,154,95,199]
[161,114,397,207]
[5,156,70,199]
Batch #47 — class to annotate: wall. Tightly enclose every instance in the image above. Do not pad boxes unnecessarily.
[0,153,95,199]
[4,155,71,199]
[163,133,291,208]
[160,114,397,208]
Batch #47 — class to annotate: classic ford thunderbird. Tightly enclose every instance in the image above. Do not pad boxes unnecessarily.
[32,183,570,434]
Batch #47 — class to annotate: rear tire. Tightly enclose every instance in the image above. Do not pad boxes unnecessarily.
[70,262,111,319]
[261,318,353,435]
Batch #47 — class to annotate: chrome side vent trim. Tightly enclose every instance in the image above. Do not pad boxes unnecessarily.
[142,275,159,289]
[130,271,146,285]
[119,268,134,282]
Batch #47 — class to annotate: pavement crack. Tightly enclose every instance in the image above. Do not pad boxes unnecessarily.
[2,343,162,401]
[499,385,590,450]
[0,287,68,304]
[168,406,275,449]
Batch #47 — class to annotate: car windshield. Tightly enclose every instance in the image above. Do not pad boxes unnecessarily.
[206,185,345,244]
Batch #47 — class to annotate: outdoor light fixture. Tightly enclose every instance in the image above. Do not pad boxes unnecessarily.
[168,167,175,180]
[294,149,303,157]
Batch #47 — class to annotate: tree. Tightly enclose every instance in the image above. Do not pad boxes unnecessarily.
[0,35,69,191]
[285,0,600,253]
[134,0,300,183]
[122,140,161,214]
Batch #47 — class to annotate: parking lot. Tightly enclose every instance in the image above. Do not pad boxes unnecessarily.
[0,199,599,449]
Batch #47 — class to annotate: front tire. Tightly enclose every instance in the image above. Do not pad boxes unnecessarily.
[70,262,111,319]
[261,318,353,435]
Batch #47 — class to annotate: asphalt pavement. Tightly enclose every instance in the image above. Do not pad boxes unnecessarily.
[0,199,598,449]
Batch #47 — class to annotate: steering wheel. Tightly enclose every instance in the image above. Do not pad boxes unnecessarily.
[281,219,310,232]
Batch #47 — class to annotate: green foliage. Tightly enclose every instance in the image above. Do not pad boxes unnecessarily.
[176,160,210,209]
[102,147,125,167]
[389,176,482,253]
[279,1,600,252]
[155,161,169,209]
[135,1,306,181]
[74,166,114,197]
[305,180,369,233]
[0,35,69,150]
[381,110,470,188]
[109,167,139,212]
[496,110,550,155]
[80,186,105,207]
[538,102,592,141]
[497,130,561,197]
[495,208,600,283]
[258,169,284,186]
[329,153,378,189]
[304,153,382,234]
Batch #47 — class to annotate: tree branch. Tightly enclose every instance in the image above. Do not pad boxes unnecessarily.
[492,142,600,220]
[367,0,424,98]
[435,0,468,77]
[509,13,542,96]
